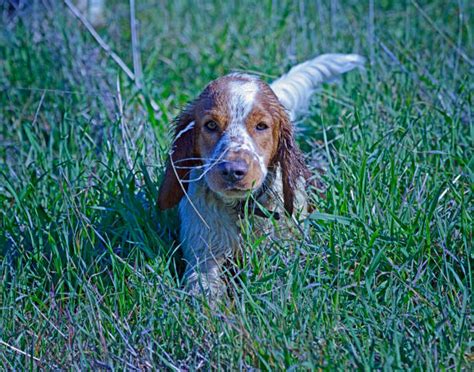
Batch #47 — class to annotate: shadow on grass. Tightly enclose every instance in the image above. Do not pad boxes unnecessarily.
[1,169,187,293]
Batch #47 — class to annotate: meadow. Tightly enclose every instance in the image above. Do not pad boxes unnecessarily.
[0,0,472,369]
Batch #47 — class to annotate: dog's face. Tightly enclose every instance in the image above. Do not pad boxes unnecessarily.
[195,74,280,198]
[158,73,309,214]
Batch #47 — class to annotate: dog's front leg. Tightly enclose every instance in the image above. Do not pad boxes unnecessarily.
[178,188,240,298]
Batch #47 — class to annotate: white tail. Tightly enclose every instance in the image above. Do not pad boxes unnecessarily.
[270,54,365,120]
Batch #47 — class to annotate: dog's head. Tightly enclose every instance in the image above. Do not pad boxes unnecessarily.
[157,73,309,214]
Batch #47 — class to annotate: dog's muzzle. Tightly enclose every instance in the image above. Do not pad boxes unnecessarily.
[205,148,266,197]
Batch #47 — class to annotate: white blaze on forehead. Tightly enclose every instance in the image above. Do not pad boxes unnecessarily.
[227,80,259,125]
[225,79,259,145]
[224,80,259,154]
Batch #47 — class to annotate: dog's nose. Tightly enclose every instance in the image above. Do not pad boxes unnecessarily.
[220,160,249,182]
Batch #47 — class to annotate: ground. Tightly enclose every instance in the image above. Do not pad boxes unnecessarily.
[0,0,472,369]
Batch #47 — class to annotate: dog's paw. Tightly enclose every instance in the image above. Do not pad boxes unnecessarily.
[186,272,227,300]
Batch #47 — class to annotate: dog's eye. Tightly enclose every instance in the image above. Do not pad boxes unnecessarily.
[204,120,218,131]
[256,122,269,131]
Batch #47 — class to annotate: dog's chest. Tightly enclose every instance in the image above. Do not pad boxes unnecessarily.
[178,178,242,260]
[178,168,307,261]
[179,189,271,259]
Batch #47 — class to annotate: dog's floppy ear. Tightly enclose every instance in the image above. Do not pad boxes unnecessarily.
[157,106,200,210]
[276,109,311,215]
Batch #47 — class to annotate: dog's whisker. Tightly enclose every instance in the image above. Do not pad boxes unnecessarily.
[181,149,229,183]
[171,157,220,164]
[174,161,227,170]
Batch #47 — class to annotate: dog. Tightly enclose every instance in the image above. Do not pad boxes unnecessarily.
[157,54,364,297]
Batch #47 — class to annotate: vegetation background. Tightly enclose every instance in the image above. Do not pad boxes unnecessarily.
[0,0,472,369]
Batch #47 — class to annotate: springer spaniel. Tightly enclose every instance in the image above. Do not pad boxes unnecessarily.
[158,54,364,297]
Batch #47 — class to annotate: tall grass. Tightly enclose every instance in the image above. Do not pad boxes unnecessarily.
[0,0,472,369]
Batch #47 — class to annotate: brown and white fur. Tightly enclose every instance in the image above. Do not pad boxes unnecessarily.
[158,54,364,297]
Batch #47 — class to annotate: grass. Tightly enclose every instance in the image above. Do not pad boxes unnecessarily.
[0,0,472,369]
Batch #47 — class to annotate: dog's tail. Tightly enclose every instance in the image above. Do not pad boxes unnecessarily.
[270,54,364,120]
